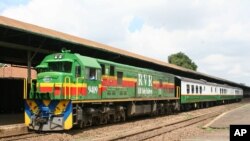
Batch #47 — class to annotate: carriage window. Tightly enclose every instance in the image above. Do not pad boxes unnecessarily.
[191,85,194,94]
[211,87,213,93]
[186,84,190,94]
[199,86,202,94]
[196,85,198,94]
[117,72,123,85]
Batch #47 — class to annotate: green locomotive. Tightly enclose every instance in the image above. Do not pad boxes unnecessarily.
[25,49,179,131]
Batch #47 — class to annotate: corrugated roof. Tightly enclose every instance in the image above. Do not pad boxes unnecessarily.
[0,16,187,68]
[0,16,241,85]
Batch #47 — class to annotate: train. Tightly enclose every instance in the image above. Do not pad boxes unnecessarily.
[24,49,243,131]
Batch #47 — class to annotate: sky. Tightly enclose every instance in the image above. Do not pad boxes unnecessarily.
[0,0,250,86]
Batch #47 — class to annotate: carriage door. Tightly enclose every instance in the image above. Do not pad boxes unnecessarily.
[175,78,181,101]
[85,67,101,99]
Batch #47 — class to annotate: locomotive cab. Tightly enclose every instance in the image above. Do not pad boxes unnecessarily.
[31,50,76,99]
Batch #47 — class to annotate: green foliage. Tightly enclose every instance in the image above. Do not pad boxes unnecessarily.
[168,52,198,71]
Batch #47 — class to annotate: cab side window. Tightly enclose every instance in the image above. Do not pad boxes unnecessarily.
[85,68,98,80]
[89,68,97,80]
[101,64,105,75]
[110,66,115,76]
[75,66,81,77]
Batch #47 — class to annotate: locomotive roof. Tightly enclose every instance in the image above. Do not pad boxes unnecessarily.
[75,54,101,69]
[97,58,155,72]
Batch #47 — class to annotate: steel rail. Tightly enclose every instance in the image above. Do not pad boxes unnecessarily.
[92,111,222,141]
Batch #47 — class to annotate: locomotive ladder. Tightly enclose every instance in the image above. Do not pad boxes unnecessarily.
[76,77,85,100]
[64,76,71,99]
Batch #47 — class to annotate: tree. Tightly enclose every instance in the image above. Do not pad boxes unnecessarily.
[168,52,197,71]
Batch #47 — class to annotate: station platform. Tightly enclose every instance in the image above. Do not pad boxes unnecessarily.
[185,103,250,141]
[205,103,250,128]
[0,113,23,126]
[0,113,26,137]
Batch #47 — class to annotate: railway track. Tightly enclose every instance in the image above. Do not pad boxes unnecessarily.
[0,132,48,141]
[91,111,222,141]
[82,100,250,141]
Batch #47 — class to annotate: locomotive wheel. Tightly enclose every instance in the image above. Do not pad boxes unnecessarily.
[121,110,126,122]
[108,114,116,123]
[100,114,108,124]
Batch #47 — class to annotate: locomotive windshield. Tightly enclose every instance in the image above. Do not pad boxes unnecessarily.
[47,61,72,73]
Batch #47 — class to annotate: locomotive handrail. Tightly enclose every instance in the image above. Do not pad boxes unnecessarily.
[60,83,63,98]
[52,83,55,99]
[76,77,84,100]
[37,82,40,93]
[31,79,36,98]
[176,86,180,98]
[23,78,27,99]
[64,76,71,99]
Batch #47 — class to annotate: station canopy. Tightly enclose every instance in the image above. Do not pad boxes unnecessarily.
[0,16,248,89]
